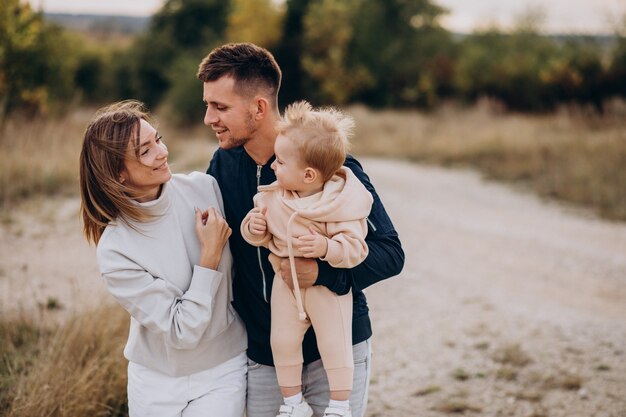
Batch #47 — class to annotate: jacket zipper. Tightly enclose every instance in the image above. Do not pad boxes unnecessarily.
[367,217,377,232]
[256,165,269,303]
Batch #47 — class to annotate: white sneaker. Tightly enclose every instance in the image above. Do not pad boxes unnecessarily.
[276,401,314,417]
[323,407,352,417]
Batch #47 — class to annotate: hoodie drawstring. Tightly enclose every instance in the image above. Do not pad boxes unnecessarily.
[286,211,307,321]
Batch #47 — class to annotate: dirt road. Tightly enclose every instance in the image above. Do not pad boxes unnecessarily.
[1,158,625,416]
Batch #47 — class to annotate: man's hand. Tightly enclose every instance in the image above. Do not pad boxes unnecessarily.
[280,257,318,290]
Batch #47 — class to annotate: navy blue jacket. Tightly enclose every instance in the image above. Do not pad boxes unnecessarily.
[208,146,404,366]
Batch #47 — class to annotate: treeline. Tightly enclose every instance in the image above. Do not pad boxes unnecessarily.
[2,0,626,123]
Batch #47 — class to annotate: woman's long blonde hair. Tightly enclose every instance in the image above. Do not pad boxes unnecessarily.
[79,100,155,245]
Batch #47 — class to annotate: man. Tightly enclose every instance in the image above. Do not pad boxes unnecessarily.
[198,42,404,417]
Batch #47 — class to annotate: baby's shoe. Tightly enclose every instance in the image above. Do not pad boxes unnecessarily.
[276,401,313,417]
[323,407,352,417]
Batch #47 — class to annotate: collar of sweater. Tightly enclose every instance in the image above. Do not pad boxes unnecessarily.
[129,181,173,221]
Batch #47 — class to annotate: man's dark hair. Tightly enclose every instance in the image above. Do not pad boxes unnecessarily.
[197,43,282,105]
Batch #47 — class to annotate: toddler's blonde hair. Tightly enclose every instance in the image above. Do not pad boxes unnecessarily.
[277,100,354,182]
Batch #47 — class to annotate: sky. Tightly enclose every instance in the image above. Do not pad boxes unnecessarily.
[32,0,625,35]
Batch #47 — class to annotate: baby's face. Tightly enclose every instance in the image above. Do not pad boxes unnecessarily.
[271,134,307,192]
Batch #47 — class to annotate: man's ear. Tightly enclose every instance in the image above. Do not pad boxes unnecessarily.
[303,167,318,184]
[253,97,269,120]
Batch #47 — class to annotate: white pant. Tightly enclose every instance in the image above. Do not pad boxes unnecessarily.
[127,352,247,417]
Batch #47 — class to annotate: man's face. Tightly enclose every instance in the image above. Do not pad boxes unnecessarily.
[202,76,257,150]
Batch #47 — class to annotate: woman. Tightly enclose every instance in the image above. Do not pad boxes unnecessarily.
[79,100,247,417]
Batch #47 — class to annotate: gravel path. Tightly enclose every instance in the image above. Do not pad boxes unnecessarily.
[362,159,626,417]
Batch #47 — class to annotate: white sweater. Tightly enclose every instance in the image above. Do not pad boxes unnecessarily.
[97,172,246,377]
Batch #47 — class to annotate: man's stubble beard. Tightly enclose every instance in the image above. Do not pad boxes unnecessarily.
[221,111,258,149]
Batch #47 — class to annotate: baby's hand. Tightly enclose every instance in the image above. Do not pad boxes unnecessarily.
[296,228,328,258]
[248,206,267,235]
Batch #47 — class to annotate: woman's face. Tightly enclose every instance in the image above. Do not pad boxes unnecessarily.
[120,119,171,202]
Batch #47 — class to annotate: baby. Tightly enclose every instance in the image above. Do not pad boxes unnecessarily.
[241,101,373,417]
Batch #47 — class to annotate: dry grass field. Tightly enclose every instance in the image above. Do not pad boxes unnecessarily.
[1,306,128,417]
[0,103,624,416]
[0,108,210,211]
[348,100,626,222]
[2,101,625,221]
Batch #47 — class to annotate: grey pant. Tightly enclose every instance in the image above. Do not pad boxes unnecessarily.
[246,339,372,417]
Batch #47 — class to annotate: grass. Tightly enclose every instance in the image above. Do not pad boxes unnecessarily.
[543,373,584,391]
[413,385,442,397]
[1,304,129,417]
[41,297,63,311]
[434,399,482,414]
[348,100,626,222]
[452,368,471,381]
[473,341,490,350]
[526,369,585,393]
[0,111,88,205]
[514,390,544,402]
[495,366,519,381]
[491,344,533,367]
[0,107,213,211]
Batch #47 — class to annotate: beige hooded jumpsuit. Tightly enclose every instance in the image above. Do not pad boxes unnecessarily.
[241,166,373,391]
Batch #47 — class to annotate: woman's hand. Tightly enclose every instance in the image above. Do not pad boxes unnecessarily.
[195,207,232,270]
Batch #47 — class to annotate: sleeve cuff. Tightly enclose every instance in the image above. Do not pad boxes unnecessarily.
[321,238,342,266]
[186,265,223,298]
[240,218,269,246]
[314,259,350,295]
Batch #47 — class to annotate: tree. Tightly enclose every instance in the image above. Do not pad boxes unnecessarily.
[346,0,453,107]
[132,0,231,108]
[226,0,284,48]
[605,16,626,101]
[300,0,372,105]
[454,26,559,111]
[273,0,311,108]
[0,0,75,117]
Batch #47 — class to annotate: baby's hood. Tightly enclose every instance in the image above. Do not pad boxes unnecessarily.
[286,166,373,222]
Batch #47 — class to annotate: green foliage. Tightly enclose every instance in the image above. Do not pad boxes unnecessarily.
[543,38,604,109]
[162,54,211,125]
[301,0,372,105]
[454,28,612,111]
[0,1,77,117]
[346,0,453,107]
[455,29,549,110]
[70,36,129,104]
[5,0,626,116]
[226,0,284,48]
[273,0,311,107]
[151,0,229,50]
[130,31,178,107]
[132,0,230,114]
[279,0,454,107]
[607,33,626,98]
